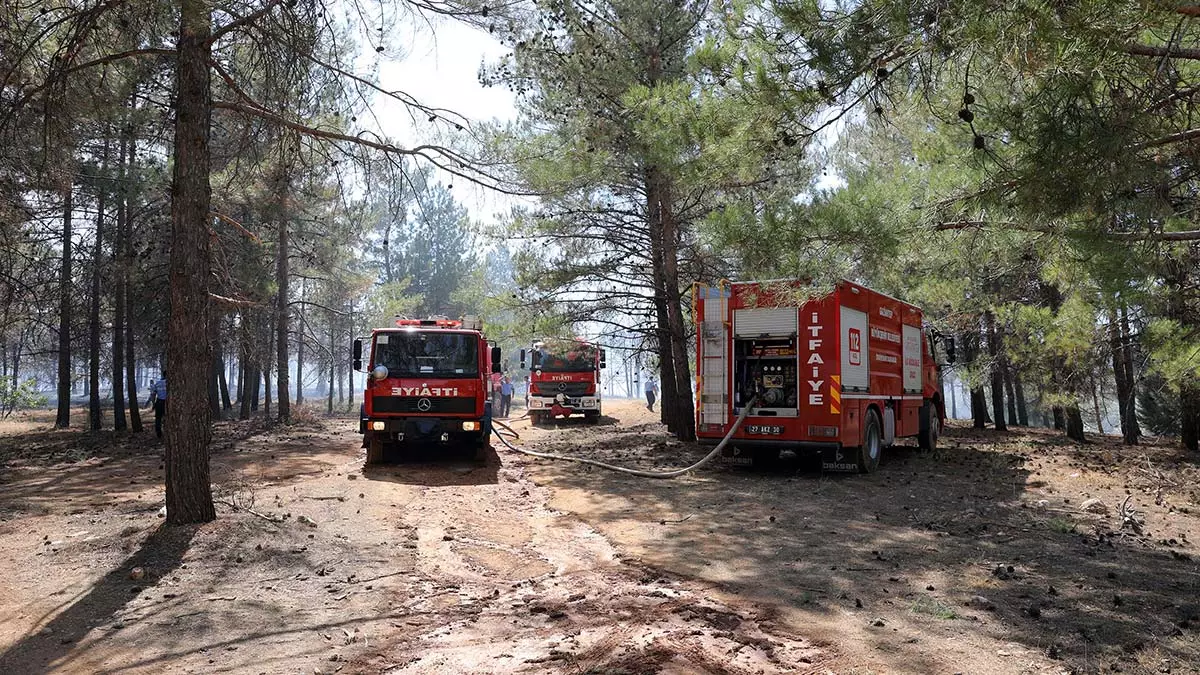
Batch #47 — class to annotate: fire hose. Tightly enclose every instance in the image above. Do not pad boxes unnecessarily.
[488,396,758,479]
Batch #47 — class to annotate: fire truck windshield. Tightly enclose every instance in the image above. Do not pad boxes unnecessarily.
[537,344,597,372]
[373,332,478,377]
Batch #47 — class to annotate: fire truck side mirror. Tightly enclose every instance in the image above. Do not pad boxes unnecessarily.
[519,349,526,369]
[491,346,502,373]
[945,336,957,364]
[352,339,363,371]
[599,349,607,369]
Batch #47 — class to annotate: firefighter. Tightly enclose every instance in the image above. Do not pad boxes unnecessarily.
[644,373,658,412]
[146,371,167,439]
[499,375,513,418]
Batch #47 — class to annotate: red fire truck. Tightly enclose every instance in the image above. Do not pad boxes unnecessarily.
[520,338,606,425]
[354,316,501,463]
[693,280,944,472]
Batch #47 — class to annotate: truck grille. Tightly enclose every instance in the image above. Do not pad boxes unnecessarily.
[534,382,591,397]
[373,396,477,414]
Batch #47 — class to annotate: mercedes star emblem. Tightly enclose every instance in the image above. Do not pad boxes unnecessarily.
[558,383,567,391]
[417,398,432,412]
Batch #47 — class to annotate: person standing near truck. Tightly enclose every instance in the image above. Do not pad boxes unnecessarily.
[146,371,167,439]
[500,375,513,418]
[644,373,658,412]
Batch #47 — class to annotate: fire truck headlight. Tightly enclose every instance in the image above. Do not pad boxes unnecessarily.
[371,421,386,431]
[582,399,596,408]
[462,421,480,431]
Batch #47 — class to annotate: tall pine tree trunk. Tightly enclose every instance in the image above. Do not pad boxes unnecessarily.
[164,0,216,524]
[112,127,129,431]
[123,125,143,433]
[1183,381,1200,453]
[658,180,695,442]
[219,357,231,410]
[295,308,304,406]
[274,154,291,423]
[1065,404,1086,442]
[1111,304,1140,444]
[1003,364,1018,427]
[88,142,108,432]
[56,183,73,428]
[327,319,335,414]
[209,312,222,419]
[985,311,1006,430]
[645,169,678,434]
[1014,371,1029,426]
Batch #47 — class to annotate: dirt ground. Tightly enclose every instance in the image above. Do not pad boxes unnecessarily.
[1,400,1198,674]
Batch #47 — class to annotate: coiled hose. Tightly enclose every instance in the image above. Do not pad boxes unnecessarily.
[489,397,758,479]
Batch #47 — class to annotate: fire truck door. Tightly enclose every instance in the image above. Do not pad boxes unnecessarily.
[698,288,730,426]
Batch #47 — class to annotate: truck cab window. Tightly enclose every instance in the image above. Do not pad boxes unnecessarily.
[374,333,479,377]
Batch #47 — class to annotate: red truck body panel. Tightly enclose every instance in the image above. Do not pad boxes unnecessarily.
[694,280,941,470]
[365,328,489,421]
[526,338,602,420]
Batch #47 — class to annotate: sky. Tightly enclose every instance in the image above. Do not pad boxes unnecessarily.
[372,16,522,223]
[368,12,844,219]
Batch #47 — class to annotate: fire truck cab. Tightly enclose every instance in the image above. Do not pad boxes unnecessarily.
[520,338,606,425]
[354,316,501,463]
[694,280,944,472]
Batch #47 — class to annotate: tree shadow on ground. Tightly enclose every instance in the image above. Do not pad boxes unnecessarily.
[0,524,197,673]
[361,443,500,487]
[521,422,1200,673]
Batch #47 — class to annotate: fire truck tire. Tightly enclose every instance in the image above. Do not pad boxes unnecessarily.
[585,411,600,424]
[529,412,542,427]
[918,401,940,451]
[857,409,883,473]
[366,434,385,465]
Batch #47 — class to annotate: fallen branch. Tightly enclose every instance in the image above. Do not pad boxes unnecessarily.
[215,498,280,522]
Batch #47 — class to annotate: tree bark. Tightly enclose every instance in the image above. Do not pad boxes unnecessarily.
[88,140,108,432]
[1111,304,1140,444]
[962,327,987,428]
[275,153,291,423]
[56,183,73,428]
[209,313,222,419]
[645,169,678,434]
[164,0,216,524]
[1013,371,1029,426]
[295,305,304,406]
[1183,380,1200,453]
[123,125,143,434]
[218,353,231,410]
[1052,406,1065,430]
[112,127,129,431]
[1091,374,1105,434]
[1065,404,1087,442]
[984,311,1006,430]
[327,318,335,414]
[1003,363,1018,427]
[658,181,695,442]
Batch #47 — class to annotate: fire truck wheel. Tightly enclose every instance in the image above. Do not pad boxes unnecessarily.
[472,434,490,462]
[529,412,541,427]
[366,434,385,465]
[585,411,600,424]
[918,401,940,451]
[857,409,883,473]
